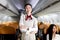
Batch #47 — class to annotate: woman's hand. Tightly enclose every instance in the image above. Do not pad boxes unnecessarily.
[20,25,27,29]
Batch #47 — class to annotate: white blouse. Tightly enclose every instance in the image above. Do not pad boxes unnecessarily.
[19,14,38,34]
[47,34,60,40]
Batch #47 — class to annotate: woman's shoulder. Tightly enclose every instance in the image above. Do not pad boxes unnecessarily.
[56,34,60,37]
[32,16,37,20]
[54,34,60,40]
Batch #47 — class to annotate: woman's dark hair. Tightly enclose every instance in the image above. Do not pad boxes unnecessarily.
[47,24,56,40]
[24,3,32,8]
[40,22,43,25]
[24,3,33,13]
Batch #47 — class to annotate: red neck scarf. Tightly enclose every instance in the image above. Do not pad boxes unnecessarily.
[25,15,32,20]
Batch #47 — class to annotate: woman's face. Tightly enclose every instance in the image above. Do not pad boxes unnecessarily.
[53,26,57,33]
[25,5,32,14]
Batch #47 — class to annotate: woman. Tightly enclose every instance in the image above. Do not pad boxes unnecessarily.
[19,3,38,40]
[47,24,60,40]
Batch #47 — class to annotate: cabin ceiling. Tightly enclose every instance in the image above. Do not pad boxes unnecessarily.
[0,0,59,16]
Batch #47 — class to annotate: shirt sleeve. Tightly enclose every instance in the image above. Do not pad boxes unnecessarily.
[19,14,24,26]
[29,18,38,33]
[19,14,27,32]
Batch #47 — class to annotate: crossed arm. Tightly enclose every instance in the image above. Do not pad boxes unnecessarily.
[19,14,38,34]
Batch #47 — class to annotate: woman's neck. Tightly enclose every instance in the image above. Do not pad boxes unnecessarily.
[27,12,32,16]
[52,32,56,38]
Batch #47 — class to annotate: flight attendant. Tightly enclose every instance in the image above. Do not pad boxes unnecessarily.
[19,3,38,40]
